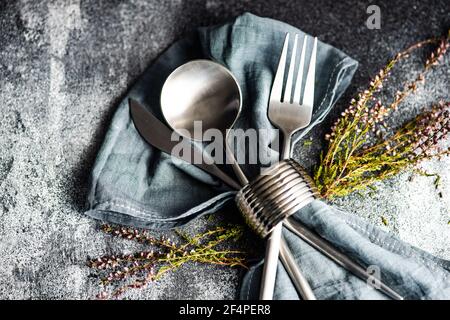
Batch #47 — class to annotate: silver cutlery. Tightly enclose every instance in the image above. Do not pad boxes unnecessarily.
[158,60,311,296]
[261,33,318,300]
[129,98,241,190]
[236,158,319,300]
[279,237,316,299]
[269,34,317,160]
[131,55,404,300]
[130,97,310,298]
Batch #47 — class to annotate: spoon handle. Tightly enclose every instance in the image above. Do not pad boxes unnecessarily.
[225,136,313,300]
[284,218,403,300]
[279,237,316,300]
[225,145,248,185]
[198,157,242,190]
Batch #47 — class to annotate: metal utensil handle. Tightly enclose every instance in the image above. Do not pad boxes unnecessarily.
[236,159,317,300]
[259,224,282,299]
[235,159,318,237]
[279,237,316,300]
[283,218,403,300]
[224,146,313,300]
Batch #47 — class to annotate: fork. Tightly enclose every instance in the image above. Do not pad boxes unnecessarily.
[261,33,403,301]
[269,33,317,160]
[260,33,317,300]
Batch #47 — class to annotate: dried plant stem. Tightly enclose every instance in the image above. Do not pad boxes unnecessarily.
[88,224,247,299]
[315,30,450,199]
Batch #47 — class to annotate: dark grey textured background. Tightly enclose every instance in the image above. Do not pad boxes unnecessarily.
[0,0,448,299]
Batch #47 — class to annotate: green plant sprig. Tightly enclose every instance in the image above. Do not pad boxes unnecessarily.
[319,102,449,197]
[88,224,247,299]
[315,30,450,199]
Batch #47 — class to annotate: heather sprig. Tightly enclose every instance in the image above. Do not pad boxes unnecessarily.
[318,102,450,198]
[315,30,449,198]
[88,224,247,299]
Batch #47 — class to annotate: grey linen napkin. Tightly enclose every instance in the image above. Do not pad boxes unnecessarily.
[85,13,450,299]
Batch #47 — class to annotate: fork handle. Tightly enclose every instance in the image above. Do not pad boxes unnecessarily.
[281,132,293,159]
[260,131,311,300]
[284,217,403,300]
[259,224,283,299]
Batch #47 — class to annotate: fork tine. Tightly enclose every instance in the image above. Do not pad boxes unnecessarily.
[270,33,289,101]
[302,37,317,107]
[283,34,298,103]
[293,35,307,104]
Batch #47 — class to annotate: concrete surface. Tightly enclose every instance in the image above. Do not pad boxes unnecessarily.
[0,0,448,299]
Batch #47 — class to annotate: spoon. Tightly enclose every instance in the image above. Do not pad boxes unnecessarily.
[160,59,310,299]
[160,59,248,185]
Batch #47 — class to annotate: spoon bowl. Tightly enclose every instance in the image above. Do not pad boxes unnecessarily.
[160,60,242,141]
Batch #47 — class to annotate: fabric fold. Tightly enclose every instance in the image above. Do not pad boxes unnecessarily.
[241,200,450,299]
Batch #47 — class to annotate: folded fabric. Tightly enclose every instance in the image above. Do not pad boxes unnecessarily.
[242,200,450,299]
[85,12,450,299]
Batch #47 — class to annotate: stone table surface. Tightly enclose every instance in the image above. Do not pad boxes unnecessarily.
[0,0,448,299]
